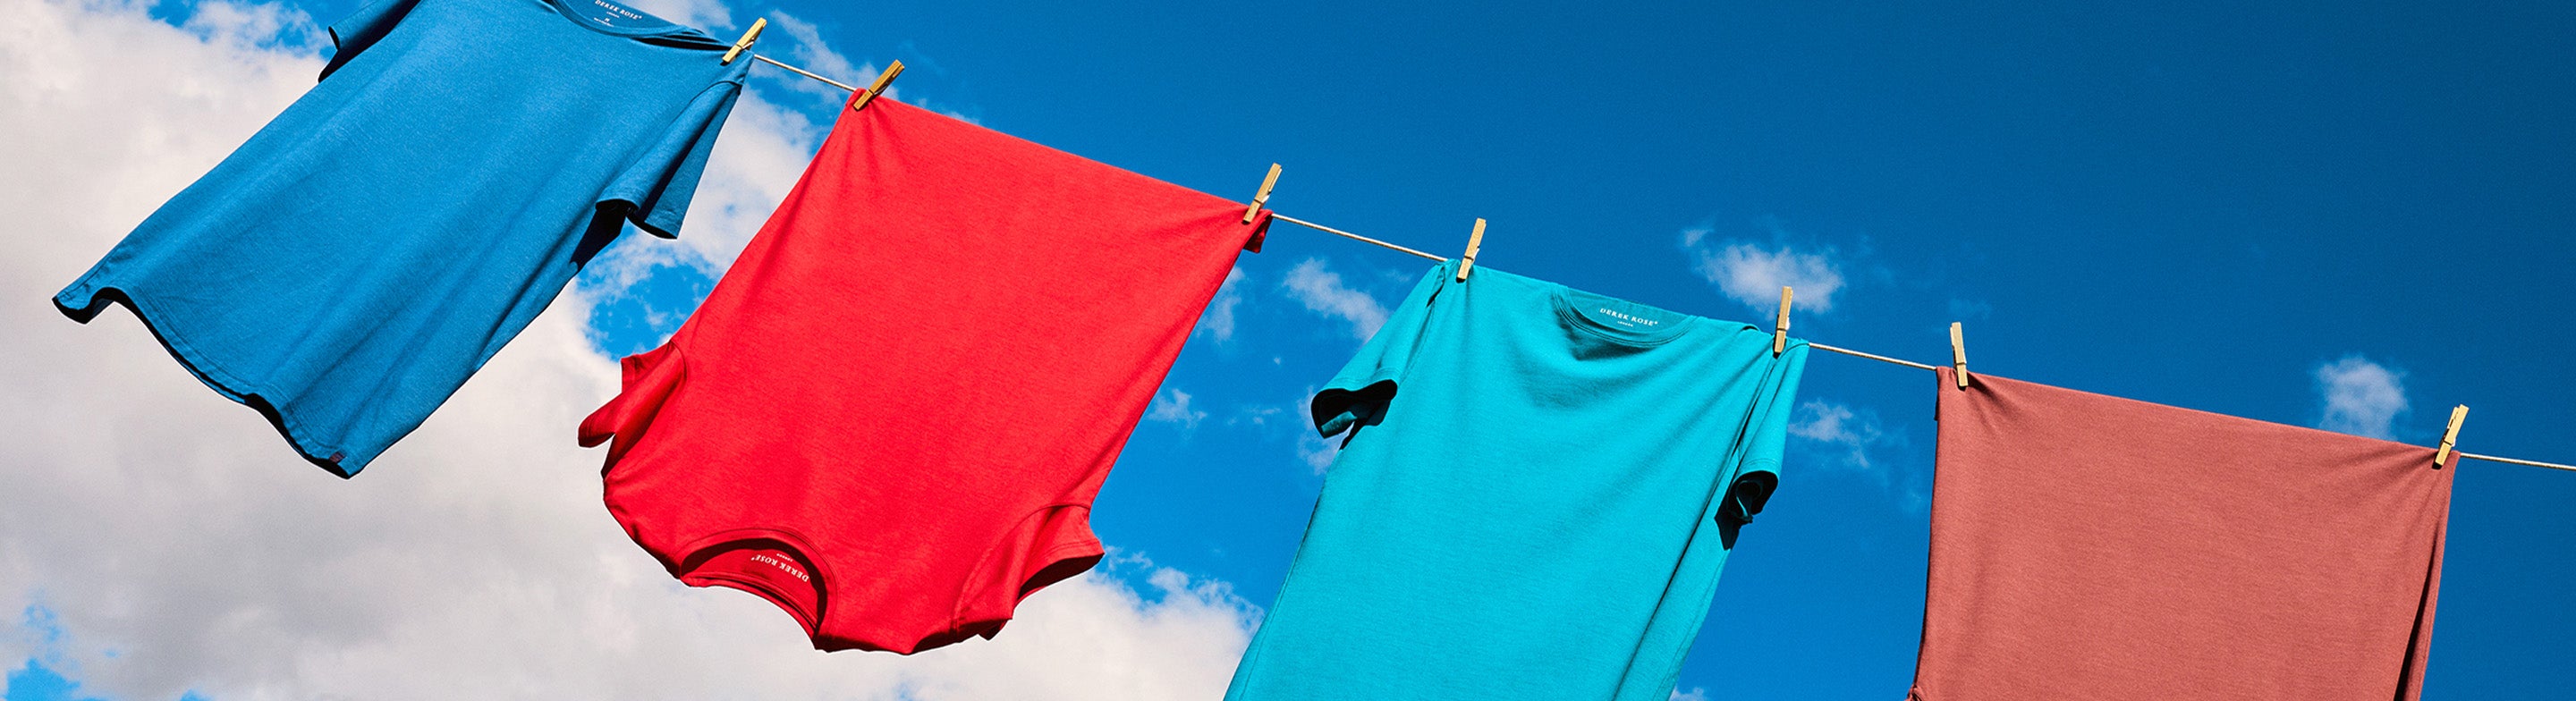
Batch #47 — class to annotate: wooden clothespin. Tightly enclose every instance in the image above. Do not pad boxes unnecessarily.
[1773,287,1793,355]
[1454,218,1487,282]
[852,60,905,112]
[1949,322,1970,390]
[1243,164,1281,224]
[2434,405,2469,466]
[722,18,766,65]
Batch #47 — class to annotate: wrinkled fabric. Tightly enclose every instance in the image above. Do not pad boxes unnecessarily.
[1911,369,2452,700]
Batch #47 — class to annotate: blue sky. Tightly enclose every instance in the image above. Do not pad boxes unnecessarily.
[7,0,2574,698]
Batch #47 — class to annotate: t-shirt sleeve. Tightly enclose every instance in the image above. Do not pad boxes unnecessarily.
[320,0,422,80]
[598,79,747,239]
[1722,340,1810,523]
[1310,261,1451,437]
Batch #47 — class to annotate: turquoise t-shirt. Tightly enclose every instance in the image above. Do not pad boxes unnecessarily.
[1226,261,1809,701]
[53,0,748,476]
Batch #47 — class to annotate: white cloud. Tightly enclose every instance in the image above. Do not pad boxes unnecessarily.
[1228,405,1284,428]
[1279,258,1391,342]
[572,49,828,352]
[1788,400,1885,472]
[731,13,944,122]
[1295,430,1340,475]
[674,89,828,269]
[574,14,920,333]
[174,0,321,47]
[572,87,823,350]
[1785,399,1925,511]
[1680,229,1844,317]
[765,13,882,107]
[1147,389,1208,430]
[0,1,1254,697]
[620,0,732,31]
[1196,266,1246,342]
[1671,688,1709,701]
[1275,387,1340,475]
[2316,355,2409,439]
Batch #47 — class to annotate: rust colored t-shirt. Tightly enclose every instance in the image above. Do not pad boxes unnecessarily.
[1911,368,2453,700]
[577,96,1267,654]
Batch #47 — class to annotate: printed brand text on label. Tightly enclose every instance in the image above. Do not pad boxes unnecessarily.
[590,0,646,24]
[750,553,810,582]
[1597,308,1662,327]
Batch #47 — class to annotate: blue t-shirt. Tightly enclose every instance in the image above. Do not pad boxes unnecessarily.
[54,0,749,476]
[1225,261,1809,701]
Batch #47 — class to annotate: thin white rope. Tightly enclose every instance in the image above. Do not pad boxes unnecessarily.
[1811,342,1942,371]
[2459,452,2576,472]
[1270,214,1448,262]
[751,54,860,93]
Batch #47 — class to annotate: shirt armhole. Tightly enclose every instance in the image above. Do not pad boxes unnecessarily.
[320,0,422,81]
[1720,464,1779,524]
[1312,377,1399,438]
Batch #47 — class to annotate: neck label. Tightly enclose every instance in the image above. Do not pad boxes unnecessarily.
[749,553,810,583]
[583,0,649,26]
[1591,307,1665,329]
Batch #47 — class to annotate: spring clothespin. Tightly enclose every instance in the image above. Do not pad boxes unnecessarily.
[1773,287,1793,355]
[1949,322,1970,390]
[2434,405,2469,467]
[1454,218,1487,282]
[852,60,905,112]
[1243,164,1281,224]
[722,19,766,65]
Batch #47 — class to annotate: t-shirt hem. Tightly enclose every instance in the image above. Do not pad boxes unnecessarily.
[1039,539,1107,565]
[55,275,366,477]
[681,570,822,639]
[934,539,1106,651]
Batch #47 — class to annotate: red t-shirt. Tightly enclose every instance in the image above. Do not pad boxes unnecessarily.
[579,97,1267,654]
[1911,369,2453,699]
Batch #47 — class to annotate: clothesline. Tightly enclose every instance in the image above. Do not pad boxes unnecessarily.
[750,54,857,93]
[731,34,2576,476]
[1272,215,1937,370]
[1267,209,2576,474]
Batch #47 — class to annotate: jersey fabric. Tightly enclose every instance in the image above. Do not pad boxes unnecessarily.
[576,96,1268,654]
[52,0,748,476]
[1224,262,1809,701]
[1911,369,2453,700]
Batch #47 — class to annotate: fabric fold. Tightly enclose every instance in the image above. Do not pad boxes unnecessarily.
[1229,262,1809,701]
[54,0,750,475]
